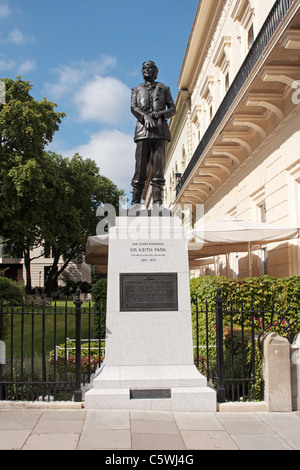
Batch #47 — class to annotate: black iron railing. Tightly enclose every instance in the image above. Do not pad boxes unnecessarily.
[1,284,298,403]
[176,0,295,196]
[193,287,298,403]
[0,289,104,402]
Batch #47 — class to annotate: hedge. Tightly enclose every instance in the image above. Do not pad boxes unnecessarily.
[0,277,25,305]
[190,275,300,400]
[91,278,107,338]
[0,277,25,340]
[190,275,300,332]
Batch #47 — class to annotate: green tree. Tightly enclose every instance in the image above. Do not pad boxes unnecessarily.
[41,152,123,296]
[0,77,65,292]
[0,77,124,295]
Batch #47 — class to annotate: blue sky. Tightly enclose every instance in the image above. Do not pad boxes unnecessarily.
[0,0,198,197]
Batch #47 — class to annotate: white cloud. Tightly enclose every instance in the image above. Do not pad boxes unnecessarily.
[18,59,36,74]
[63,129,135,193]
[0,58,15,70]
[0,57,36,74]
[0,4,10,19]
[45,65,85,99]
[8,28,24,44]
[7,28,34,45]
[74,76,130,125]
[45,55,117,100]
[78,55,117,76]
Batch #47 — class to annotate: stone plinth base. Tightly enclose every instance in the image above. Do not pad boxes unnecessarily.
[85,364,216,411]
[84,216,216,412]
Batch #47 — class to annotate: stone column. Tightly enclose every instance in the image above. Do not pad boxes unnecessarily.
[291,332,300,411]
[262,332,292,412]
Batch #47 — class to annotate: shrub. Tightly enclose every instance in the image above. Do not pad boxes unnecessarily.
[190,275,300,400]
[91,278,107,311]
[91,278,107,338]
[49,339,105,376]
[0,277,25,340]
[0,277,25,305]
[2,354,55,400]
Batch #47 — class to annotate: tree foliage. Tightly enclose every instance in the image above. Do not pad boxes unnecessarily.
[0,77,124,293]
[0,77,65,291]
[41,152,123,295]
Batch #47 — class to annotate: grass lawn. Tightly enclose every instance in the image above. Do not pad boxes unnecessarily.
[2,300,100,357]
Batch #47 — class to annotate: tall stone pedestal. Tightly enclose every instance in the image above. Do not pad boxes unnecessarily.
[85,215,216,411]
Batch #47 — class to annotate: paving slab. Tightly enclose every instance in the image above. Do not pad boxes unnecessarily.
[22,433,80,450]
[32,417,84,434]
[83,409,130,430]
[0,409,42,430]
[216,411,262,422]
[231,434,293,450]
[217,417,275,435]
[257,412,300,433]
[180,430,239,450]
[131,419,179,435]
[0,429,31,450]
[276,430,300,450]
[173,411,224,430]
[38,409,86,421]
[131,432,186,450]
[78,429,132,450]
[130,410,175,421]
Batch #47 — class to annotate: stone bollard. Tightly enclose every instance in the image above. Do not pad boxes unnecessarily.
[262,332,292,412]
[291,332,300,411]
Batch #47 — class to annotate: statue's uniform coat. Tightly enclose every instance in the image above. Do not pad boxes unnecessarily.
[131,82,176,142]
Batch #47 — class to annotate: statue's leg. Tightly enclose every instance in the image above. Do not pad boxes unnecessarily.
[151,139,167,206]
[131,140,151,205]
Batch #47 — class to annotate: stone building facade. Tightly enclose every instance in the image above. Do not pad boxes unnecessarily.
[165,0,300,278]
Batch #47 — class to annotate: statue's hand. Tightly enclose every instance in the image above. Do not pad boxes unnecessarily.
[144,115,156,129]
[151,111,163,120]
[152,111,163,127]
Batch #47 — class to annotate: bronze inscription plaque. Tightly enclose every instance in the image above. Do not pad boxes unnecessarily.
[120,273,178,311]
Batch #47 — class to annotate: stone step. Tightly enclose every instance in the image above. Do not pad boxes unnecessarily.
[90,364,208,390]
[84,386,216,412]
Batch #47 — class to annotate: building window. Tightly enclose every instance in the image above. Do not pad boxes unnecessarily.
[181,146,187,171]
[44,243,57,259]
[213,36,231,96]
[257,201,266,223]
[200,76,214,129]
[232,0,255,55]
[247,23,254,49]
[257,201,268,275]
[296,179,300,226]
[225,72,230,92]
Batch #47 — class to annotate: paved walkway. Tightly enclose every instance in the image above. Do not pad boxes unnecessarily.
[0,404,299,450]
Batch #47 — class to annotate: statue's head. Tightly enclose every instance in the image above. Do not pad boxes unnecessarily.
[142,60,159,81]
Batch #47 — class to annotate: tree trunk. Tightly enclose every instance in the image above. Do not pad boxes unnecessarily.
[44,247,80,297]
[44,251,60,297]
[23,248,32,294]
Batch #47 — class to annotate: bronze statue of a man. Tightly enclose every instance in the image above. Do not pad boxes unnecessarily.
[130,60,176,206]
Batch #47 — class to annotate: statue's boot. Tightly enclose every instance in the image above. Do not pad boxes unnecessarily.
[131,184,143,205]
[152,185,163,206]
